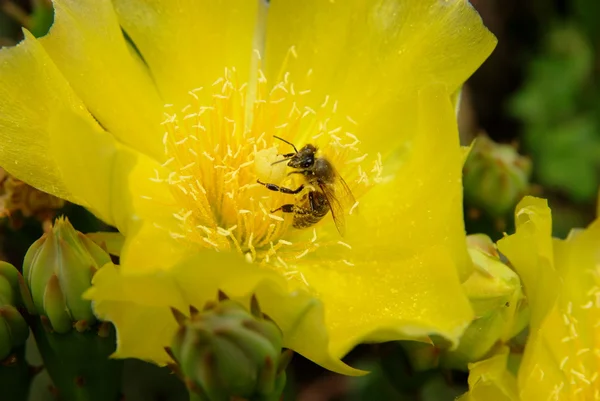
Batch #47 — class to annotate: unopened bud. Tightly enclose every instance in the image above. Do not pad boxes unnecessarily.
[0,262,29,360]
[463,135,531,217]
[170,295,290,401]
[22,217,111,333]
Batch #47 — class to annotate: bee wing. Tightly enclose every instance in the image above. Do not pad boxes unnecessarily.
[318,176,355,236]
[335,174,356,210]
[318,182,346,236]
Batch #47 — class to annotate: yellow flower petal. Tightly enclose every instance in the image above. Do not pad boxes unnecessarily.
[265,0,497,153]
[460,347,519,401]
[300,246,472,359]
[118,221,191,274]
[170,253,361,375]
[111,0,262,109]
[518,220,600,400]
[86,264,187,363]
[88,254,363,375]
[48,110,172,232]
[86,232,125,256]
[95,299,178,363]
[0,30,95,205]
[497,197,557,329]
[39,0,164,160]
[491,199,600,400]
[344,85,472,281]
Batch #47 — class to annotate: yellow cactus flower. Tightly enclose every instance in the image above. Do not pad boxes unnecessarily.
[460,196,600,400]
[0,0,495,373]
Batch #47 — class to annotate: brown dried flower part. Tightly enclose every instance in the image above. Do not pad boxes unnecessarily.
[0,168,65,228]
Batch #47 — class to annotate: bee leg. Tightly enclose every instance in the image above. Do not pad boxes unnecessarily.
[271,204,313,215]
[271,204,296,214]
[271,193,317,214]
[257,180,304,194]
[308,191,317,210]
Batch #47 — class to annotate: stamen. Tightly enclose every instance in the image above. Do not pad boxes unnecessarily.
[299,273,309,286]
[277,256,288,269]
[154,68,379,277]
[296,249,309,259]
[349,201,359,215]
[268,214,284,222]
[289,46,298,58]
[571,369,590,384]
[203,237,219,248]
[337,241,352,250]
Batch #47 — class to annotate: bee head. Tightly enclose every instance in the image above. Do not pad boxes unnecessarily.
[288,144,317,169]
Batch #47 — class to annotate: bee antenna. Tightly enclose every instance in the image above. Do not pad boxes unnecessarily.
[271,158,291,166]
[273,136,298,153]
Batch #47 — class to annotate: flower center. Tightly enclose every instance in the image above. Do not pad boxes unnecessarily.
[157,60,382,274]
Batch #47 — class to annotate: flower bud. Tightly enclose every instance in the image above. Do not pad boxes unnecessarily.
[463,135,531,217]
[22,217,111,333]
[400,341,440,372]
[170,294,290,401]
[441,235,529,369]
[0,262,29,360]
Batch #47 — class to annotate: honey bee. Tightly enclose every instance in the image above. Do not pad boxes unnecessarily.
[257,136,355,236]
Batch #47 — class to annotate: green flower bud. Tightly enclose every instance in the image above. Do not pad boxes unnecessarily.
[0,262,29,360]
[170,294,291,401]
[463,135,531,217]
[400,341,440,372]
[22,216,111,333]
[441,235,529,369]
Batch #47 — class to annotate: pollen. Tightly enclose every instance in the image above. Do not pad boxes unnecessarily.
[152,62,381,279]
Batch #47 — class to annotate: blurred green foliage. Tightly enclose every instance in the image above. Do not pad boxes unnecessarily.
[505,0,600,238]
[510,26,600,203]
[0,0,53,43]
[28,0,53,37]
